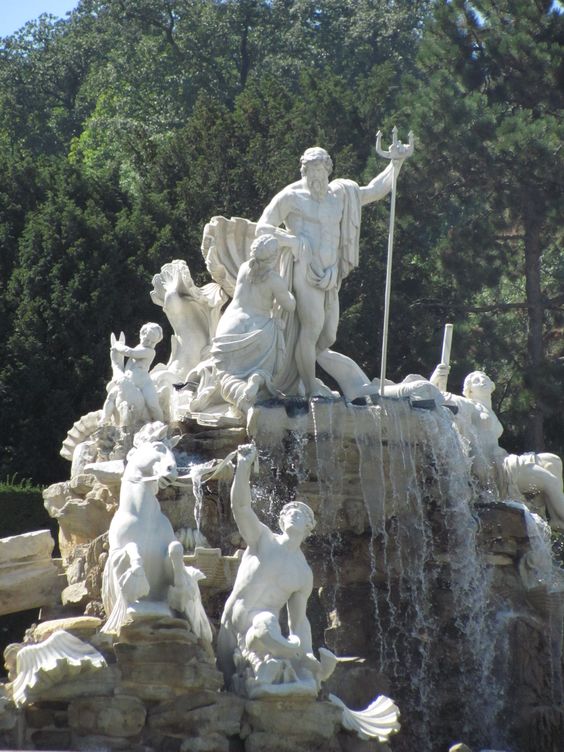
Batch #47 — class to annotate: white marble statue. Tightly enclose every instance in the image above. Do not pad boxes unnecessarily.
[100,324,165,428]
[432,366,564,529]
[150,259,227,381]
[329,693,401,743]
[186,235,296,420]
[218,443,336,698]
[255,144,410,397]
[100,423,212,640]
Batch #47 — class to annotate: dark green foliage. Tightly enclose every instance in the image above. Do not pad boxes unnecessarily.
[0,488,55,540]
[0,0,562,483]
[402,0,564,450]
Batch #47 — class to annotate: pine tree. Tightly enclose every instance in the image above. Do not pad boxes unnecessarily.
[404,0,564,451]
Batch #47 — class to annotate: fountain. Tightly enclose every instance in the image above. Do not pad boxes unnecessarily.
[0,140,563,752]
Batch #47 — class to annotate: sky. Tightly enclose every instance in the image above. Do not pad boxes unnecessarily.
[0,0,561,38]
[0,0,79,38]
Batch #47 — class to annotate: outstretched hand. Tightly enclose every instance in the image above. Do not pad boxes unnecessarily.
[237,443,257,466]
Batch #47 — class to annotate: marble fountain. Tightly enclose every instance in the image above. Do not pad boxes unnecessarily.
[1,139,563,752]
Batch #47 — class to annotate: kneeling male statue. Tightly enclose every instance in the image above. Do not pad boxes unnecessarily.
[218,443,336,698]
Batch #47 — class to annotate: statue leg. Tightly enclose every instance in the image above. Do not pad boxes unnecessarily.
[246,612,304,661]
[516,461,564,529]
[166,539,190,614]
[240,373,266,408]
[142,384,164,422]
[538,452,563,479]
[167,540,185,586]
[316,289,339,353]
[218,624,237,684]
[116,542,150,603]
[293,280,332,397]
[100,389,117,426]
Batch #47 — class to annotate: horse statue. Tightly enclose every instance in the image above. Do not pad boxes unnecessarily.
[100,423,212,641]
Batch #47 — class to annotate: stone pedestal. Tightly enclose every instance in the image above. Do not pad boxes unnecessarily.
[0,531,64,616]
[243,698,342,752]
[114,617,221,702]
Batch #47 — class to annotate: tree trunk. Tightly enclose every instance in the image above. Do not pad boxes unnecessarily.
[523,206,545,450]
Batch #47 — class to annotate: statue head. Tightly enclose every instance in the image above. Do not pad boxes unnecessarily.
[140,322,163,347]
[300,147,333,176]
[279,500,316,537]
[300,147,332,201]
[462,371,495,400]
[248,234,279,281]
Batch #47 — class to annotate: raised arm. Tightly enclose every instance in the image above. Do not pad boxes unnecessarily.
[231,444,269,547]
[112,342,154,361]
[359,160,397,206]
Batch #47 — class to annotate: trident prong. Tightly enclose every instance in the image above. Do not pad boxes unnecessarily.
[375,127,414,162]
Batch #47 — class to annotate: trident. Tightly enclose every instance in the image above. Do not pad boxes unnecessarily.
[376,127,414,397]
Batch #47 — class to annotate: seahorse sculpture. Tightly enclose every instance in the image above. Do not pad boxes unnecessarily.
[100,423,212,642]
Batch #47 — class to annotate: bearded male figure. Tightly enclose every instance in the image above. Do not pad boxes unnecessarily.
[256,146,407,397]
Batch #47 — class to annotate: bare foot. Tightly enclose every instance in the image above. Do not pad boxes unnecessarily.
[242,373,264,404]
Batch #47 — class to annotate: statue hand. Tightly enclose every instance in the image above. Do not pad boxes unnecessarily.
[294,236,312,262]
[286,635,305,661]
[388,136,413,166]
[237,443,257,466]
[430,363,450,391]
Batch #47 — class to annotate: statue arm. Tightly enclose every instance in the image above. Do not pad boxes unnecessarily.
[113,342,153,360]
[256,192,300,254]
[231,444,268,547]
[430,363,450,392]
[287,587,313,653]
[270,274,296,313]
[359,161,398,206]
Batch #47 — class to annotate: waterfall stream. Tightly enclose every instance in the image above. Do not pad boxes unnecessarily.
[249,398,519,750]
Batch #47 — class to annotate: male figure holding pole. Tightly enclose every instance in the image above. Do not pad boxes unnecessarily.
[256,138,412,398]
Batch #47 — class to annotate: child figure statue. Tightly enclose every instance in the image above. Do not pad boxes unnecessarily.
[100,323,164,429]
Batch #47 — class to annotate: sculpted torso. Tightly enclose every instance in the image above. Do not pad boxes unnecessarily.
[223,531,313,635]
[262,181,345,270]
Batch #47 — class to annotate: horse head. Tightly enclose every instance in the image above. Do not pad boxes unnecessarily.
[124,423,181,488]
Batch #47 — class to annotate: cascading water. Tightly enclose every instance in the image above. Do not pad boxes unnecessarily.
[248,396,528,750]
[515,502,564,707]
[350,398,511,750]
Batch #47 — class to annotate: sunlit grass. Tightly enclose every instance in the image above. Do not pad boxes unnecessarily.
[0,474,43,494]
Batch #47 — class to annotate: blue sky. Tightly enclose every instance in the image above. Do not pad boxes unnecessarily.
[0,1,79,38]
[1,0,561,38]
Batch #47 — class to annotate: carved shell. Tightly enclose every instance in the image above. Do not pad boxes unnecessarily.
[10,630,107,706]
[60,410,103,461]
[329,692,401,742]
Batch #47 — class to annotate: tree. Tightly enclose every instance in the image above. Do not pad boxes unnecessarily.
[0,0,434,483]
[402,0,564,451]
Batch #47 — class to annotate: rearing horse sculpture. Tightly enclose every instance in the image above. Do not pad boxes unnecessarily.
[101,423,212,641]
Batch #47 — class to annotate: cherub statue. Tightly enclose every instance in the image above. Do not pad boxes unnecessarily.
[218,443,336,698]
[431,366,564,529]
[100,323,164,429]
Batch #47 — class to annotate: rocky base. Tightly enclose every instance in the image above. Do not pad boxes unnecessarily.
[0,615,386,752]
